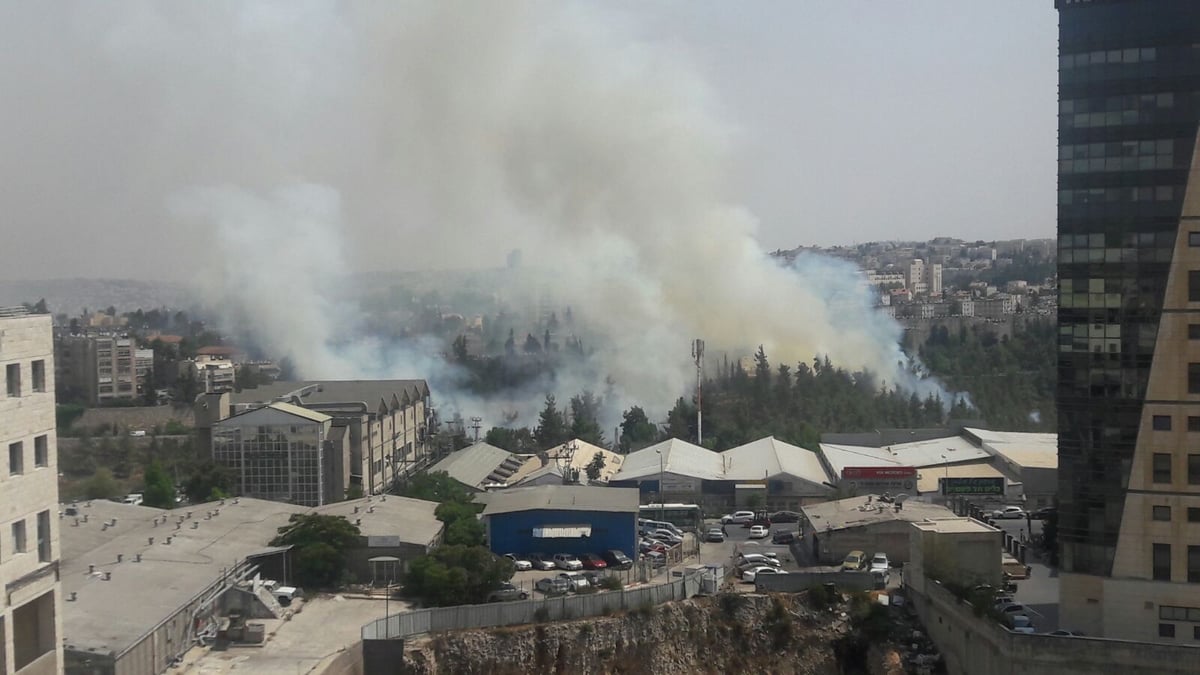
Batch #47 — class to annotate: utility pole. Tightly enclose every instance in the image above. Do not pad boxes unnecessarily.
[470,416,483,442]
[692,339,705,445]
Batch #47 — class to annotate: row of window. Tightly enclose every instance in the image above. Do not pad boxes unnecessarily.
[1061,109,1174,130]
[1060,47,1158,70]
[1059,185,1181,205]
[1152,414,1200,432]
[1060,231,1174,249]
[8,436,50,475]
[1151,453,1200,484]
[1151,543,1200,583]
[1158,622,1200,640]
[1151,505,1200,522]
[1060,92,1175,116]
[4,360,46,397]
[1059,139,1179,174]
[4,510,52,564]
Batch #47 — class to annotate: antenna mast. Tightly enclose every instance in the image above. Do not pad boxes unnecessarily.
[692,338,705,445]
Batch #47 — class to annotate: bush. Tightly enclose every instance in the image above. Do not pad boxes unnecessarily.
[635,600,656,617]
[598,576,623,591]
[806,583,840,611]
[718,592,744,618]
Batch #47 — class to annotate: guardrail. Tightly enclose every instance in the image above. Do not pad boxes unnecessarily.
[362,575,699,640]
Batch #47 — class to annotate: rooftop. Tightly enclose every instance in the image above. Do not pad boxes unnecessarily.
[543,439,625,483]
[819,434,992,476]
[614,438,725,482]
[965,427,1058,470]
[911,517,1000,535]
[231,380,430,411]
[723,437,833,490]
[60,495,440,657]
[801,495,958,532]
[482,485,640,516]
[915,460,1011,494]
[429,442,538,490]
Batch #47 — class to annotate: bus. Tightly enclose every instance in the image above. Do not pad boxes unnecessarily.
[639,503,703,532]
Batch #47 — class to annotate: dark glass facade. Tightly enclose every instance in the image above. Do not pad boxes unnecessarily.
[1057,0,1200,576]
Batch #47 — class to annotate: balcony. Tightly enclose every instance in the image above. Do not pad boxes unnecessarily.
[14,648,59,675]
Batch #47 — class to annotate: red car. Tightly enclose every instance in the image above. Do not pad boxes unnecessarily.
[579,553,608,570]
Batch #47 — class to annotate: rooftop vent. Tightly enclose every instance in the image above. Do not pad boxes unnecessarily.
[116,554,123,563]
[68,592,77,602]
[148,537,154,545]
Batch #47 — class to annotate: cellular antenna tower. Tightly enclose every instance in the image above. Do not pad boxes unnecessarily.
[692,338,705,445]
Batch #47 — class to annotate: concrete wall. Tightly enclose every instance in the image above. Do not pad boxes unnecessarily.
[754,570,875,593]
[907,574,1200,675]
[318,641,364,675]
[807,520,916,565]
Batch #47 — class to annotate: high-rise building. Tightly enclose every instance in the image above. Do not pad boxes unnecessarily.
[1056,0,1200,642]
[0,308,62,673]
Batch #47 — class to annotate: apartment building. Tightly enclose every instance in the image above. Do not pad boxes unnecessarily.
[55,334,142,405]
[1056,0,1200,642]
[0,308,62,674]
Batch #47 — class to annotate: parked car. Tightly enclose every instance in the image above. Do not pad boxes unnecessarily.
[841,550,867,571]
[1002,553,1031,580]
[553,553,584,570]
[991,506,1026,519]
[743,566,788,583]
[648,531,683,546]
[722,511,755,524]
[737,553,782,568]
[601,549,633,570]
[996,603,1030,616]
[579,553,608,570]
[1049,630,1086,637]
[535,577,572,596]
[705,527,726,543]
[1030,506,1057,520]
[527,553,557,571]
[868,552,889,573]
[769,511,801,523]
[557,571,591,591]
[122,493,144,506]
[486,582,529,602]
[643,551,667,568]
[748,525,768,539]
[1007,614,1036,634]
[771,530,795,545]
[639,539,667,554]
[504,554,532,571]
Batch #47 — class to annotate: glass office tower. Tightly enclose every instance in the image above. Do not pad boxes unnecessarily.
[1057,0,1200,641]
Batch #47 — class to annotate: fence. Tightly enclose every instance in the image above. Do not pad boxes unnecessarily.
[753,570,876,593]
[362,575,698,640]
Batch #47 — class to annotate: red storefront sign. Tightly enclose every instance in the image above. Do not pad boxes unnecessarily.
[841,466,917,480]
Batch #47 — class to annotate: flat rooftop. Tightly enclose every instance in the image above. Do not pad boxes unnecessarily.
[911,517,1000,535]
[60,495,440,657]
[482,485,639,516]
[801,495,958,532]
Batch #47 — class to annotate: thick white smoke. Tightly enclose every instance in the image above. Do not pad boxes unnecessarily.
[5,1,955,424]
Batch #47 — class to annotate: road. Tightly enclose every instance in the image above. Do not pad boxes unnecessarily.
[990,516,1060,633]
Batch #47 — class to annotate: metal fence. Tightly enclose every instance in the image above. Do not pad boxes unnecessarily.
[753,570,876,593]
[362,575,698,640]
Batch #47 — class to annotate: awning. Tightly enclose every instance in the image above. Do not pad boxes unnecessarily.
[533,525,592,538]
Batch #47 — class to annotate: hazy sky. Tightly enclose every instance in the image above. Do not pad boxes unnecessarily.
[0,1,1058,282]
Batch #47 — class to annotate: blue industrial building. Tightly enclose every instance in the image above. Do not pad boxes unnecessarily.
[482,485,640,560]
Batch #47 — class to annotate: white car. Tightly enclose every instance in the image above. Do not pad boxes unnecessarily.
[742,566,788,583]
[557,571,591,591]
[748,525,768,539]
[992,506,1026,519]
[868,552,889,574]
[1008,614,1036,634]
[737,553,782,568]
[553,553,584,570]
[722,511,755,524]
[122,493,144,506]
[504,554,532,571]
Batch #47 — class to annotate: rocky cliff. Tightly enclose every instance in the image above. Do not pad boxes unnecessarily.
[399,593,850,675]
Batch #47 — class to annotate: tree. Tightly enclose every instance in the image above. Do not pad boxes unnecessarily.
[568,391,605,446]
[523,333,542,353]
[400,471,476,505]
[142,461,176,508]
[270,513,361,588]
[484,426,534,452]
[534,395,568,449]
[402,545,514,607]
[452,335,469,362]
[183,461,234,503]
[435,501,485,546]
[619,406,658,453]
[584,452,607,481]
[82,468,121,500]
[277,356,296,381]
[504,329,516,357]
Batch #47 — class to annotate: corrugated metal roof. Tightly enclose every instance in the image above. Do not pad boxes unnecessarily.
[533,525,592,538]
[482,485,639,516]
[612,438,724,481]
[429,442,537,489]
[723,437,833,492]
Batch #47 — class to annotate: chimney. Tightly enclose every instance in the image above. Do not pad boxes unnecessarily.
[233,498,240,504]
[191,522,199,529]
[101,524,108,531]
[82,515,89,523]
[104,572,111,581]
[135,553,142,562]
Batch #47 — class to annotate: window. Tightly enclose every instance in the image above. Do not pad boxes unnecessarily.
[1190,508,1200,523]
[5,363,18,397]
[1189,546,1200,583]
[33,435,47,468]
[1154,543,1172,581]
[8,442,22,476]
[1154,453,1172,483]
[36,511,49,563]
[1191,364,1200,394]
[1194,626,1200,641]
[1154,415,1173,431]
[31,360,44,392]
[1154,506,1172,521]
[1191,272,1200,302]
[1192,325,1200,340]
[1191,233,1200,248]
[11,519,26,554]
[1161,623,1177,638]
[1191,417,1200,432]
[1190,455,1200,485]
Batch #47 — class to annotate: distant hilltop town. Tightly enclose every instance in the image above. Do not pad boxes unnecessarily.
[773,237,1057,321]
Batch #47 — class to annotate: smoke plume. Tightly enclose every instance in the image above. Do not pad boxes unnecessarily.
[5,1,954,424]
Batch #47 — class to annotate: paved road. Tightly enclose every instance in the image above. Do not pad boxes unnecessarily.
[990,517,1060,633]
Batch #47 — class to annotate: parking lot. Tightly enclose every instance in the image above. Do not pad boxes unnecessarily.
[990,517,1060,633]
